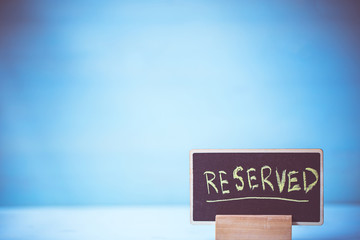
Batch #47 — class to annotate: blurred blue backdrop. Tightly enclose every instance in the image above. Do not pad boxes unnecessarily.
[0,0,359,206]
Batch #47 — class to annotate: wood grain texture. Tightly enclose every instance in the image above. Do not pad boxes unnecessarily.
[216,215,292,240]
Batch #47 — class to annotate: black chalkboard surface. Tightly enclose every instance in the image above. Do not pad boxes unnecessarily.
[190,149,323,225]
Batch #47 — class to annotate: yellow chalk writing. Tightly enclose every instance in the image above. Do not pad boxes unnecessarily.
[247,168,259,190]
[261,165,274,191]
[233,166,244,191]
[276,168,287,193]
[288,170,301,192]
[304,168,319,194]
[219,171,230,194]
[207,197,309,203]
[204,171,218,194]
[203,165,319,197]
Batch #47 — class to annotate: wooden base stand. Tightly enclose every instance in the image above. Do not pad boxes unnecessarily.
[215,215,292,240]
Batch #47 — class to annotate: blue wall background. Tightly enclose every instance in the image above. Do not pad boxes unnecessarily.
[0,0,359,206]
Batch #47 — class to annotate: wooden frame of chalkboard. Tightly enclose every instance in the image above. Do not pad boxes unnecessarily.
[190,149,323,225]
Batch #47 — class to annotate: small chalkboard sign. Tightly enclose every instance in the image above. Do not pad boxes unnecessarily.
[190,149,323,225]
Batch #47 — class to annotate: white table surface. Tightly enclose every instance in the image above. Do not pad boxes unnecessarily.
[0,204,359,240]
